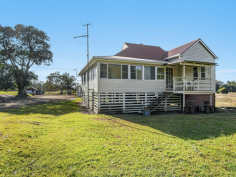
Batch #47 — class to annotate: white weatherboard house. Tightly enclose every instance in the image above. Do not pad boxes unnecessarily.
[78,38,218,114]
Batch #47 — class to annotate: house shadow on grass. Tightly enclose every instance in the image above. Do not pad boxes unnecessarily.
[0,100,80,116]
[112,113,236,140]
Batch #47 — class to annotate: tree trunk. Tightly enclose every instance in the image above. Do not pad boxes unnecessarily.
[18,86,27,95]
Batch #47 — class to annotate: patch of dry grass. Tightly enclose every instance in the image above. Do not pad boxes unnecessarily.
[216,94,236,107]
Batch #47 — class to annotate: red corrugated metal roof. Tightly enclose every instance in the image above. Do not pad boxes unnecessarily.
[114,43,166,61]
[165,38,199,58]
[115,39,200,60]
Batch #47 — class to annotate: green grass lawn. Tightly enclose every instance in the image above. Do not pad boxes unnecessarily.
[1,99,236,176]
[0,91,18,96]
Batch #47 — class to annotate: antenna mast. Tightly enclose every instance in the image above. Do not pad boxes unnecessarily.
[74,22,91,113]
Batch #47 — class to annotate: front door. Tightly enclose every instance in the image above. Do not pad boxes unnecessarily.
[166,67,173,90]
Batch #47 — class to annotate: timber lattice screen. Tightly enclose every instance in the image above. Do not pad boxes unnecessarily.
[81,92,181,114]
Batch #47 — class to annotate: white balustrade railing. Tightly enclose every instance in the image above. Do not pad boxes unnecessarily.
[173,77,213,91]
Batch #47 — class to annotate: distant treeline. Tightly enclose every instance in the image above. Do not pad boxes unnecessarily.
[216,80,236,93]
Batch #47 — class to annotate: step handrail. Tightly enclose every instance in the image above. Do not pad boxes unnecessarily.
[146,81,173,104]
[150,92,175,113]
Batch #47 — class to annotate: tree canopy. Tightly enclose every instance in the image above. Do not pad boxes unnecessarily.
[0,64,15,91]
[0,24,53,95]
[46,72,76,93]
[216,80,236,93]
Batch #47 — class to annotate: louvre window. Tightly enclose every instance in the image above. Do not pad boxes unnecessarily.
[201,67,205,80]
[122,65,128,79]
[144,66,155,80]
[193,67,198,80]
[100,63,107,78]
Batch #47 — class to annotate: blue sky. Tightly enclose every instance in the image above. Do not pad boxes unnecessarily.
[1,0,236,83]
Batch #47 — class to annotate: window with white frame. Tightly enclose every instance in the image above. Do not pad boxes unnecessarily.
[122,65,128,79]
[193,67,198,80]
[100,63,107,78]
[130,65,142,80]
[157,67,164,80]
[201,67,205,80]
[144,66,155,80]
[108,64,121,79]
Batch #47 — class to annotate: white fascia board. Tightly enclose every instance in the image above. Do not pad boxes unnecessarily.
[78,56,167,75]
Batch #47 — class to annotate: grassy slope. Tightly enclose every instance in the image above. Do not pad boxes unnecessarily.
[0,99,236,176]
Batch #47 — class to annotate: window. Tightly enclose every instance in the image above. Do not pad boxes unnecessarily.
[201,67,205,80]
[157,68,164,80]
[130,65,142,80]
[108,64,121,79]
[122,65,128,79]
[144,66,155,80]
[100,63,107,78]
[81,76,83,85]
[193,67,198,80]
[84,73,86,84]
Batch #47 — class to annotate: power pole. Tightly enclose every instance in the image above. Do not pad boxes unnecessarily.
[74,22,91,113]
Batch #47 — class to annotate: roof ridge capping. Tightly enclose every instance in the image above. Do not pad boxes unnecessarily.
[124,42,162,48]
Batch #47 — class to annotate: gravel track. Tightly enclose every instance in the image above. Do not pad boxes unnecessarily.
[0,94,75,110]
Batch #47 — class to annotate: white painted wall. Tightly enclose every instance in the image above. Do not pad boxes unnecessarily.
[80,57,216,94]
[97,61,166,93]
[81,63,98,95]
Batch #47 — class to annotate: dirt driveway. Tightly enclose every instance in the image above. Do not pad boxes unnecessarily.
[0,94,76,110]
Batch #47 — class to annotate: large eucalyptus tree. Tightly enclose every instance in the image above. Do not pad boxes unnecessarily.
[0,24,53,95]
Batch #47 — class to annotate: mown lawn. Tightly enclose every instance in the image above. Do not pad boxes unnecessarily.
[0,91,18,96]
[0,98,236,176]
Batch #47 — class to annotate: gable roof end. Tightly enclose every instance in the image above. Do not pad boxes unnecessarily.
[165,38,218,59]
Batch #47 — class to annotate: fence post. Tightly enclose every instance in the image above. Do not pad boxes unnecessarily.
[92,91,94,114]
[98,93,100,113]
[82,92,83,103]
[123,93,125,113]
